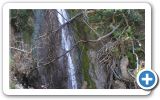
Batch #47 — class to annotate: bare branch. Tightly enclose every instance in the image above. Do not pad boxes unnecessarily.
[31,10,122,70]
[83,20,100,37]
[34,12,83,40]
[132,41,139,71]
[10,47,30,53]
[42,40,86,66]
[35,10,99,41]
[87,24,120,42]
[32,23,120,69]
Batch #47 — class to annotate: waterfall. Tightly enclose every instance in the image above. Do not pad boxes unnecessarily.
[57,9,78,89]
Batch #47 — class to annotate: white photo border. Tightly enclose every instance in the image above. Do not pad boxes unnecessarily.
[3,2,151,95]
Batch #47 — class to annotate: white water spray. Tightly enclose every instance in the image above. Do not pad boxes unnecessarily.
[57,9,77,89]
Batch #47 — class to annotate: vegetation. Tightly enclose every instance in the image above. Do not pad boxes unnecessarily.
[10,10,34,44]
[10,9,145,89]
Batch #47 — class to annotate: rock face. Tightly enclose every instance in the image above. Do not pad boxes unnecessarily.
[88,42,117,89]
[88,50,107,88]
[30,10,81,89]
[88,41,137,89]
[32,10,67,88]
[10,9,140,89]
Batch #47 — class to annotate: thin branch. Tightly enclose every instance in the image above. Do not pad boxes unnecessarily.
[35,10,100,41]
[12,20,121,72]
[32,23,121,70]
[33,40,87,70]
[88,24,120,42]
[34,12,83,40]
[10,47,30,53]
[122,13,129,27]
[83,20,100,37]
[31,10,121,70]
[132,41,139,71]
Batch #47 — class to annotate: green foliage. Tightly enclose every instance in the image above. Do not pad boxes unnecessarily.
[127,51,136,69]
[89,9,114,23]
[126,10,144,25]
[68,10,96,88]
[10,9,34,44]
[69,9,145,88]
[88,9,144,36]
[126,26,134,37]
[112,30,122,38]
[67,9,79,18]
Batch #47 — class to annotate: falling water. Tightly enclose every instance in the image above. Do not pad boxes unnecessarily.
[57,9,77,89]
[32,10,48,86]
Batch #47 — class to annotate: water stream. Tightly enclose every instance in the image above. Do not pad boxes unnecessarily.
[57,9,77,89]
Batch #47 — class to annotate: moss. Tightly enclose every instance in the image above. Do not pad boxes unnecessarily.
[80,45,96,89]
[68,9,144,88]
[127,51,136,69]
[23,31,32,44]
[67,10,96,88]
